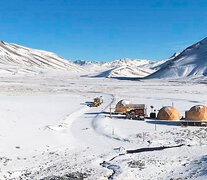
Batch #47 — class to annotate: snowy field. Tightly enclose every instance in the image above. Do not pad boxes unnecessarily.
[0,73,207,180]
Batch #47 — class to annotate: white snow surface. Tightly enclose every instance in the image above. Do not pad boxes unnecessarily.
[0,41,84,75]
[0,72,207,180]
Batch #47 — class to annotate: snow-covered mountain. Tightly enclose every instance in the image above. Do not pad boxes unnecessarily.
[147,37,207,80]
[103,58,151,69]
[74,60,105,72]
[75,58,158,78]
[96,65,154,78]
[75,58,151,70]
[0,41,83,75]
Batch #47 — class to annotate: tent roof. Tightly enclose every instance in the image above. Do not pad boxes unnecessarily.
[189,105,206,112]
[117,100,133,106]
[157,106,180,120]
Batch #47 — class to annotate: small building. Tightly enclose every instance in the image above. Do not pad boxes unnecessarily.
[157,106,180,121]
[185,105,207,121]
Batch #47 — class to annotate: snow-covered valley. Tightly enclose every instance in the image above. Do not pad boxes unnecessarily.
[0,72,207,180]
[0,37,207,179]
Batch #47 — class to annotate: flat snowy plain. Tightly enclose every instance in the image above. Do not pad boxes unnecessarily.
[0,72,207,180]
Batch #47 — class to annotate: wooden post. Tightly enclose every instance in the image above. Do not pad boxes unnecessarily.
[110,106,111,118]
[143,132,145,142]
[155,119,157,131]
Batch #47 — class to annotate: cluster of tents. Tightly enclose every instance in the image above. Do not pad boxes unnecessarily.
[113,99,207,121]
[157,105,207,121]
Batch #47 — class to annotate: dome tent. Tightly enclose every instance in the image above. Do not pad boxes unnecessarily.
[185,105,207,121]
[157,106,180,120]
[115,100,133,113]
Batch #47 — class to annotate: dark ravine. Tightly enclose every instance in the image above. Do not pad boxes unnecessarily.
[41,172,89,180]
[127,144,185,154]
[100,154,125,180]
[100,144,185,179]
[100,161,116,180]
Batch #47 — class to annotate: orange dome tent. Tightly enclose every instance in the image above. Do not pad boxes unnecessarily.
[157,106,180,121]
[185,105,207,121]
[115,100,133,113]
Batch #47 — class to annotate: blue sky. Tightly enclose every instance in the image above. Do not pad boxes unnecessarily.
[0,0,206,61]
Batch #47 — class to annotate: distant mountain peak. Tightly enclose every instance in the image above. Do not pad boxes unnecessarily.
[147,37,207,80]
[75,58,161,78]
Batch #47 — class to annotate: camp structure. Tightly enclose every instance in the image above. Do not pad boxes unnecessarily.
[115,100,134,114]
[157,106,180,121]
[185,105,207,121]
[114,99,146,120]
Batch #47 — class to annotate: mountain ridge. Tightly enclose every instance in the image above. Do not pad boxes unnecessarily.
[0,41,84,75]
[146,37,207,80]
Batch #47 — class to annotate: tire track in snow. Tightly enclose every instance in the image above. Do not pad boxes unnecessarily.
[61,92,118,147]
[91,93,116,130]
[90,93,130,142]
[45,106,90,132]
